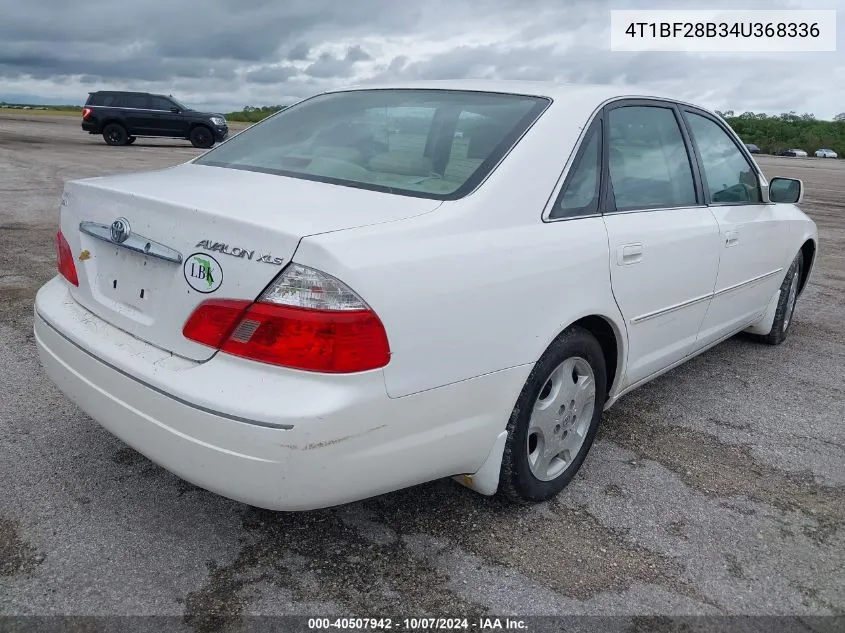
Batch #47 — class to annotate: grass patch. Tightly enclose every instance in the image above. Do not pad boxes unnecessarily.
[0,107,80,117]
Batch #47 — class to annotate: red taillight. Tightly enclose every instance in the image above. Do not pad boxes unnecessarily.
[181,299,251,349]
[184,301,390,373]
[81,107,92,120]
[56,230,78,286]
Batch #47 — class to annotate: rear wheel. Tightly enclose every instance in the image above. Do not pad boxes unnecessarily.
[499,326,606,503]
[102,123,128,146]
[759,251,804,345]
[189,126,214,149]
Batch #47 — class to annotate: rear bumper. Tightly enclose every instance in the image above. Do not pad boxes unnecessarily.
[34,277,521,510]
[81,122,99,133]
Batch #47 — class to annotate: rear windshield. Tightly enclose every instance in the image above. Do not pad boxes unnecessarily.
[194,89,549,200]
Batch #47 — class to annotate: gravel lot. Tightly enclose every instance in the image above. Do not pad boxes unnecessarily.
[0,114,843,630]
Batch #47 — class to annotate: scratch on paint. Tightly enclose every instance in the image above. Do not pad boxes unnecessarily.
[302,424,387,450]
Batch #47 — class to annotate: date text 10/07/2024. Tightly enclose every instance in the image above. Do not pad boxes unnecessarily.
[307,617,528,631]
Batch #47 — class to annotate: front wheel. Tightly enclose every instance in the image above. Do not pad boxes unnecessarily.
[189,126,214,149]
[759,251,804,345]
[499,326,606,503]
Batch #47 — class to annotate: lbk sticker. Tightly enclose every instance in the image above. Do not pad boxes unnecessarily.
[184,253,223,293]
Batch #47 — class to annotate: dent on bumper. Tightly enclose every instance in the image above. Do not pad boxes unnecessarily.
[33,277,528,510]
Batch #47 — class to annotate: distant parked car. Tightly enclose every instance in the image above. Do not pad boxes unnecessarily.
[745,143,761,154]
[814,148,838,158]
[81,91,229,148]
[775,149,808,157]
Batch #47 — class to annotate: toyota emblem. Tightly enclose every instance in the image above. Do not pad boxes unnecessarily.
[110,218,131,244]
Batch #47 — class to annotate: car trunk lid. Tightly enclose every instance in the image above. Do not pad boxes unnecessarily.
[59,163,440,361]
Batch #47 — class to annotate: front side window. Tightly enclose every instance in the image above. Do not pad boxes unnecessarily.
[195,89,549,200]
[607,106,697,211]
[150,96,175,111]
[685,112,762,203]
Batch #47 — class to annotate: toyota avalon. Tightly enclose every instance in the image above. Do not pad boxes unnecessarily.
[35,82,818,510]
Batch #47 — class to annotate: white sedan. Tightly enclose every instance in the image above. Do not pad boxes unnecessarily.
[815,148,838,158]
[35,81,818,510]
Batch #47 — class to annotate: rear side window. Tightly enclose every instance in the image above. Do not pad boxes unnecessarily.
[607,106,697,211]
[195,89,549,200]
[551,123,601,219]
[86,93,115,106]
[685,112,761,203]
[114,94,149,109]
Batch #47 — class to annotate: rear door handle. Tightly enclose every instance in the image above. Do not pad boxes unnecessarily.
[617,243,643,265]
[725,230,739,247]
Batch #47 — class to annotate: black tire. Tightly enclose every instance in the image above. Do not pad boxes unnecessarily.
[102,123,128,146]
[499,326,607,503]
[759,251,804,345]
[126,136,136,145]
[189,126,214,149]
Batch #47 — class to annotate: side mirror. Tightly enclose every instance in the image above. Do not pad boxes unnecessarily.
[170,106,180,113]
[769,177,803,204]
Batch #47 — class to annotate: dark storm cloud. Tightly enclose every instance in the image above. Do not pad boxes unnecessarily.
[345,45,373,63]
[0,0,429,65]
[304,53,356,79]
[299,46,372,79]
[0,0,600,83]
[245,65,300,84]
[287,42,312,61]
[0,0,840,115]
[0,45,239,82]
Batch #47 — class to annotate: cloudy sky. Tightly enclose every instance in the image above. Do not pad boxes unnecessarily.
[1,0,843,117]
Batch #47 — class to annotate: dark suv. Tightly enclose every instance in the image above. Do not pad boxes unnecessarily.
[81,91,228,148]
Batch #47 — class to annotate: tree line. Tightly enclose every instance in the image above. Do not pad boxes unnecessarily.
[717,110,845,155]
[224,105,287,122]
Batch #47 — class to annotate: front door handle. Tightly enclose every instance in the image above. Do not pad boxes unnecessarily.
[617,243,643,265]
[725,230,739,247]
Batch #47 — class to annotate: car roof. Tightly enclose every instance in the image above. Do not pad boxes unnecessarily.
[89,90,178,99]
[89,90,150,95]
[326,79,698,108]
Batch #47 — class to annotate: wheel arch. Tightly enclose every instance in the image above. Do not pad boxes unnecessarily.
[100,118,126,131]
[188,121,213,134]
[544,313,626,403]
[798,237,817,295]
[457,312,626,499]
